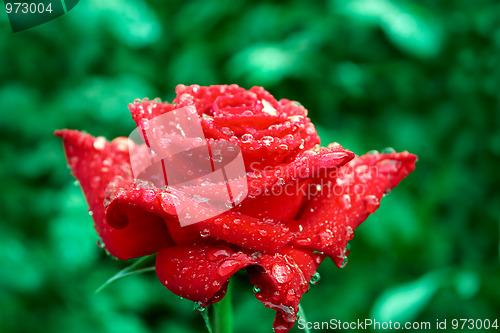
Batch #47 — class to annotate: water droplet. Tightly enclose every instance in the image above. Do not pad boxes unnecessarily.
[310,271,321,285]
[217,259,240,276]
[286,289,296,301]
[222,223,231,235]
[88,210,94,216]
[367,150,379,155]
[380,147,395,154]
[284,134,295,145]
[193,137,204,147]
[253,285,261,293]
[299,139,305,149]
[93,137,106,150]
[262,100,277,115]
[340,194,351,209]
[96,240,104,248]
[193,302,206,313]
[272,264,292,284]
[344,242,351,253]
[241,133,253,143]
[318,231,333,247]
[295,238,312,246]
[340,256,348,268]
[345,226,353,238]
[208,248,230,261]
[364,195,380,213]
[258,229,268,237]
[160,192,180,215]
[142,190,156,203]
[200,229,210,238]
[220,127,234,136]
[383,187,392,197]
[233,218,241,225]
[262,136,274,145]
[242,110,254,116]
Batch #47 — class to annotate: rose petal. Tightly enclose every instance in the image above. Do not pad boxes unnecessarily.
[246,143,355,196]
[55,130,173,260]
[236,180,310,222]
[128,85,323,170]
[155,245,258,305]
[292,150,417,265]
[246,246,324,333]
[155,244,322,333]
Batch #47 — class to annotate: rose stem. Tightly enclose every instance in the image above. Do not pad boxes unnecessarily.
[213,282,233,333]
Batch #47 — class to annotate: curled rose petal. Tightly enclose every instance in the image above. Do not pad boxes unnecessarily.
[292,150,417,265]
[246,143,355,197]
[155,245,258,305]
[55,130,173,260]
[246,246,324,333]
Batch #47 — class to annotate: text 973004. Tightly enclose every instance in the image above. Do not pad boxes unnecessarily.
[6,2,53,14]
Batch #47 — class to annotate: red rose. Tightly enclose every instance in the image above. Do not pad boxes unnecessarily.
[56,84,416,333]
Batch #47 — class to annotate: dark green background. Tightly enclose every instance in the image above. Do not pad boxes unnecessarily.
[0,0,498,332]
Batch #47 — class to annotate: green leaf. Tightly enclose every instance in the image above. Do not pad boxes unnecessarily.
[380,2,444,59]
[332,0,444,59]
[370,270,447,323]
[95,254,156,293]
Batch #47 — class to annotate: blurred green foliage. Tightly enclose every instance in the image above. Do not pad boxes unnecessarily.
[1,0,499,332]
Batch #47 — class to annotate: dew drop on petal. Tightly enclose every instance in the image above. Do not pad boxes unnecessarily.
[340,194,351,209]
[380,147,395,154]
[142,189,156,203]
[340,256,349,268]
[217,259,241,276]
[262,136,274,145]
[208,248,230,261]
[295,238,312,246]
[299,139,305,149]
[258,229,268,237]
[253,285,261,293]
[222,223,231,235]
[241,133,253,143]
[272,264,292,284]
[364,195,380,213]
[93,137,106,151]
[345,226,353,238]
